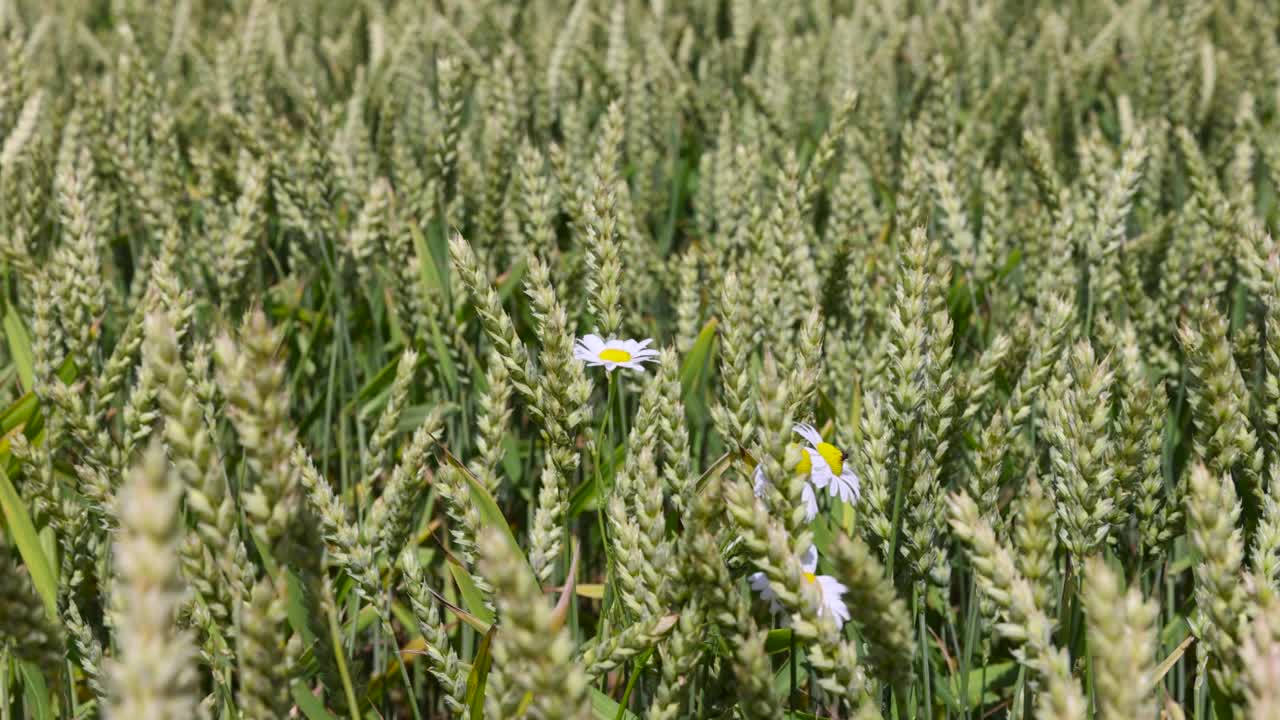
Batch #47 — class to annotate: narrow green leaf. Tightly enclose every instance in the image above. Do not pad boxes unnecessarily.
[411,221,446,295]
[426,316,459,393]
[960,661,1018,709]
[391,600,420,638]
[678,318,718,399]
[18,661,53,720]
[810,516,834,557]
[495,259,528,305]
[354,603,382,634]
[465,626,497,720]
[499,434,523,488]
[1166,554,1194,576]
[4,308,34,392]
[429,583,493,634]
[764,628,793,654]
[0,466,57,618]
[399,402,459,432]
[567,475,600,516]
[348,354,403,418]
[0,391,37,435]
[283,568,318,645]
[771,654,808,696]
[693,451,737,495]
[438,445,535,585]
[292,683,339,720]
[411,223,459,393]
[56,355,78,384]
[1160,613,1190,647]
[576,584,605,599]
[447,559,496,626]
[591,688,640,720]
[0,356,78,448]
[1154,634,1195,684]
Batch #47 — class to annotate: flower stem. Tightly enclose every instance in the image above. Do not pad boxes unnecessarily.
[595,372,618,491]
[594,372,619,627]
[885,466,907,581]
[789,630,798,716]
[327,594,361,720]
[616,647,654,720]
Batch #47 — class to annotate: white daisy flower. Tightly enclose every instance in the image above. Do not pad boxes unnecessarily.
[752,424,860,520]
[748,545,850,628]
[572,334,660,373]
[792,423,861,505]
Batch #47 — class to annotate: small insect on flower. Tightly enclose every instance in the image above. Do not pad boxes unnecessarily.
[573,334,660,373]
[754,423,861,521]
[749,545,850,628]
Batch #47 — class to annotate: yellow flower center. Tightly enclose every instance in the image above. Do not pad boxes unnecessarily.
[816,442,845,476]
[599,348,632,363]
[795,447,813,475]
[803,572,817,584]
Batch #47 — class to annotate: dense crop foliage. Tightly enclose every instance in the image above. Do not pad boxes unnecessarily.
[4,0,1280,718]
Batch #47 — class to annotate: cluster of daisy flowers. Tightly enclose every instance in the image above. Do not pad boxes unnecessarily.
[749,423,861,627]
[572,335,857,628]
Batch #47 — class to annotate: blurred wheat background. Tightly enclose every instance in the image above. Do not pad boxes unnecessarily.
[1,0,1279,718]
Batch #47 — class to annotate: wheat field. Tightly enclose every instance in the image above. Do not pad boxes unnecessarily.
[2,0,1279,718]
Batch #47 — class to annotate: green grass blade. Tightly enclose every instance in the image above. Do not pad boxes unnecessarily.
[0,465,57,618]
[465,626,497,720]
[348,354,403,418]
[292,683,339,720]
[437,445,536,585]
[764,628,793,654]
[447,560,496,626]
[18,660,53,720]
[678,317,718,399]
[591,688,640,720]
[1154,634,1195,684]
[4,308,34,392]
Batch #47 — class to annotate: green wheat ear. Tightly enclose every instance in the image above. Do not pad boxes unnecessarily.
[1241,597,1280,717]
[106,443,199,720]
[0,547,64,680]
[1082,556,1159,720]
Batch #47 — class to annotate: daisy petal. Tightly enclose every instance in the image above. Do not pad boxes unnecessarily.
[801,545,819,574]
[802,482,818,522]
[828,469,861,504]
[573,344,596,362]
[806,449,835,489]
[748,571,771,595]
[793,423,823,447]
[753,466,769,498]
[749,572,783,614]
[817,576,851,626]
